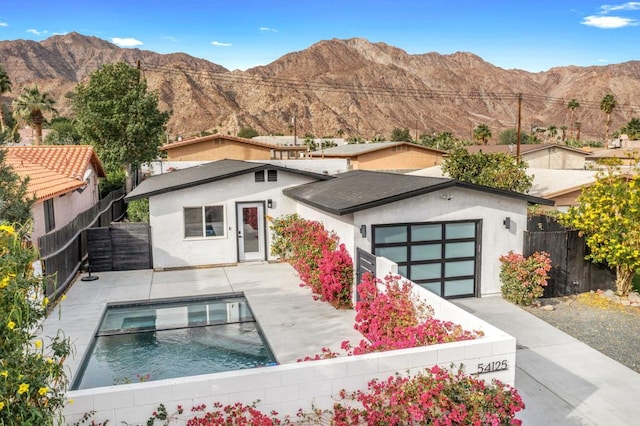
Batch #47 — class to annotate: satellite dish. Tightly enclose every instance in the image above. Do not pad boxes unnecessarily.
[83,169,92,181]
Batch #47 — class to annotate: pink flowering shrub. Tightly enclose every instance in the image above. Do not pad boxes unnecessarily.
[270,214,352,309]
[137,366,524,425]
[500,251,552,306]
[344,274,483,355]
[331,366,524,425]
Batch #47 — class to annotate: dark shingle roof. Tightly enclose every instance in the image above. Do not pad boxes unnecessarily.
[125,159,332,201]
[283,170,553,215]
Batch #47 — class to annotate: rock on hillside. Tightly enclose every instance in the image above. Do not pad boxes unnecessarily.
[1,32,639,141]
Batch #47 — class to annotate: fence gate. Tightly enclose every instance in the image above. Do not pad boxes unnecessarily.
[86,223,152,272]
[356,248,376,301]
[525,216,614,297]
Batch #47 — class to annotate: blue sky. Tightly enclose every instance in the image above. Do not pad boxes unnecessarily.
[1,1,639,72]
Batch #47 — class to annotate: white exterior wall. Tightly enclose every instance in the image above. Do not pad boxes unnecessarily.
[295,186,527,297]
[63,284,516,425]
[524,149,585,169]
[31,167,101,247]
[149,173,318,269]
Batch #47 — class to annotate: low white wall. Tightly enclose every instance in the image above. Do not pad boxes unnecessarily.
[63,283,515,425]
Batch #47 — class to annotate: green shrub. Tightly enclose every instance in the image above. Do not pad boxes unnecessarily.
[127,198,149,223]
[0,223,72,424]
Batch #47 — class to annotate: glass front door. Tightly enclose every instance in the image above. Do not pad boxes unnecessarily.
[236,203,265,262]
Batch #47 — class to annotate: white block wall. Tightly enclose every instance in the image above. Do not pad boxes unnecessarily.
[63,285,516,425]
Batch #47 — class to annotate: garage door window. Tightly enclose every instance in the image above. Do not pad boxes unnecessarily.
[372,220,479,299]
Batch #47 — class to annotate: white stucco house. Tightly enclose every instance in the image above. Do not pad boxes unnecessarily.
[125,159,552,299]
[125,159,332,269]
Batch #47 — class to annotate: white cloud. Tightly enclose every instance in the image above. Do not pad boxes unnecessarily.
[163,36,178,43]
[601,2,640,12]
[26,29,47,36]
[259,27,278,32]
[111,37,143,47]
[0,22,7,27]
[582,15,637,28]
[211,41,232,47]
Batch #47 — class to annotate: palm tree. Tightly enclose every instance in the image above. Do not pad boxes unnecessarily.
[12,85,58,145]
[473,123,492,145]
[560,125,568,142]
[0,64,12,132]
[600,94,617,147]
[567,99,580,139]
[547,125,558,143]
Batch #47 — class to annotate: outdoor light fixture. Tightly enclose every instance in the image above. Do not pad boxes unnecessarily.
[503,217,511,230]
[360,224,367,238]
[267,199,273,208]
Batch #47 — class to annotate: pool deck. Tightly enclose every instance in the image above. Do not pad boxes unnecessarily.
[41,262,363,385]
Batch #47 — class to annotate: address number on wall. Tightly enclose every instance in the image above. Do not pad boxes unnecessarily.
[477,360,509,374]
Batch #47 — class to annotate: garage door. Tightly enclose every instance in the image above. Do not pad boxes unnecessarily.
[372,220,480,299]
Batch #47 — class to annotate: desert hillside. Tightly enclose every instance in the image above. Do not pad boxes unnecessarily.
[1,32,639,142]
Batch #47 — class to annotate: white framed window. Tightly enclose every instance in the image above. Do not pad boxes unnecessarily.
[184,205,225,238]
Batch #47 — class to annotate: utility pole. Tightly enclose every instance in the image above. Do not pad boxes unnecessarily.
[516,93,522,161]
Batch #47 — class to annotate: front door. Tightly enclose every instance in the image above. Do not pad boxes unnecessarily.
[236,202,266,262]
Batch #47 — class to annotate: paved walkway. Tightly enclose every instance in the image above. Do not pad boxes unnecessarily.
[454,296,640,425]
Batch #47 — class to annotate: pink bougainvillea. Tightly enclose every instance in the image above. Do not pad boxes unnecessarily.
[270,214,353,309]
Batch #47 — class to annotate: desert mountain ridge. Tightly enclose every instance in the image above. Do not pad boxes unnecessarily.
[1,32,640,142]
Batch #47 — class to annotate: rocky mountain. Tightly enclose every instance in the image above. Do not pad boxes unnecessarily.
[1,32,639,142]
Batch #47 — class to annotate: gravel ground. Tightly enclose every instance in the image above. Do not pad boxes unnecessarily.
[521,293,640,373]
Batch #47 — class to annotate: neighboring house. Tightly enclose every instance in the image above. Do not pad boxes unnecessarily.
[527,168,598,211]
[124,159,332,269]
[585,146,640,168]
[252,135,347,147]
[408,165,597,211]
[283,171,552,298]
[466,144,591,169]
[161,134,308,161]
[4,145,106,246]
[308,142,446,171]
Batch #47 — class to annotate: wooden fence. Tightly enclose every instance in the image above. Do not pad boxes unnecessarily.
[38,189,126,301]
[525,215,615,297]
[86,223,152,271]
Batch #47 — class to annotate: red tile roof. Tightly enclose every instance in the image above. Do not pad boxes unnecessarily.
[3,145,107,201]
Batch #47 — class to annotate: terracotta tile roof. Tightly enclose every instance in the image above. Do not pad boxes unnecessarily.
[3,145,107,201]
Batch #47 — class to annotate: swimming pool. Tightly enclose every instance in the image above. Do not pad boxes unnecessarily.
[72,294,276,390]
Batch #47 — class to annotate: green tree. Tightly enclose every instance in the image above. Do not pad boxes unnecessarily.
[600,94,617,144]
[72,62,170,173]
[498,128,532,145]
[0,223,72,424]
[12,86,58,146]
[390,127,412,142]
[567,99,580,139]
[44,117,82,145]
[237,126,258,139]
[620,117,640,140]
[473,124,491,145]
[0,149,34,226]
[560,164,640,295]
[441,148,533,193]
[419,131,465,151]
[0,64,12,133]
[127,198,149,222]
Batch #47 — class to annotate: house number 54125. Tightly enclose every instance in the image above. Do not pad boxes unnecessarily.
[477,360,508,374]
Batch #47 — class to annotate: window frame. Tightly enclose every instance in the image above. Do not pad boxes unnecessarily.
[183,205,226,239]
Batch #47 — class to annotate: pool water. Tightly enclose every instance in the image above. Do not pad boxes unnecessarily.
[72,295,276,390]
